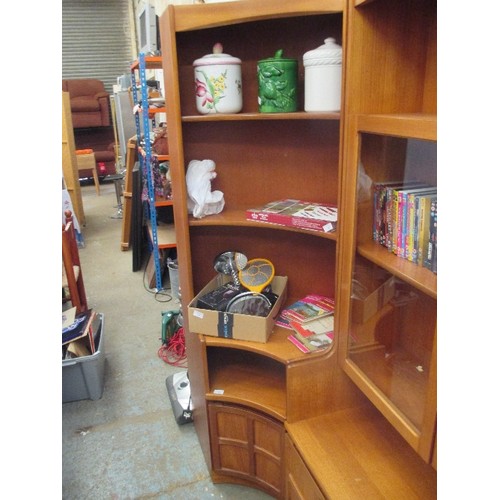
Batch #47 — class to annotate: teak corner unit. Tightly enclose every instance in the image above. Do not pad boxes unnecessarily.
[160,0,437,498]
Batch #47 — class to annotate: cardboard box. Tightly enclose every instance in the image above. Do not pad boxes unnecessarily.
[62,313,105,402]
[351,276,396,324]
[188,275,288,343]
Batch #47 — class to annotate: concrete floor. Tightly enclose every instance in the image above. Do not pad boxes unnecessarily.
[62,181,273,499]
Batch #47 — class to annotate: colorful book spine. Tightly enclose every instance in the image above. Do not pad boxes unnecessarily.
[425,199,438,273]
[417,194,437,266]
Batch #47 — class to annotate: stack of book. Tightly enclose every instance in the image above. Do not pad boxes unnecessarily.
[62,307,101,359]
[277,295,335,353]
[373,181,437,273]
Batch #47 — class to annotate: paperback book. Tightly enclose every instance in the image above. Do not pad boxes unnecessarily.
[246,199,337,233]
[287,316,334,353]
[280,294,335,324]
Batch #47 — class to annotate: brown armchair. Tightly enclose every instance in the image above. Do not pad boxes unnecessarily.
[62,79,110,128]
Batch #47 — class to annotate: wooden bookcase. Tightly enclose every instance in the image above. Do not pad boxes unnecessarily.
[160,0,437,497]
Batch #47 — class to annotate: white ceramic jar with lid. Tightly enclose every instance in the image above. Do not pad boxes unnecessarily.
[303,37,342,112]
[193,43,243,114]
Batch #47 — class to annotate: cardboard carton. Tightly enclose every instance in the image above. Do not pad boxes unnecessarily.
[188,275,288,343]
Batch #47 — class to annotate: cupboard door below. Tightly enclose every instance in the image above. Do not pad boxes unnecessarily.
[208,403,284,497]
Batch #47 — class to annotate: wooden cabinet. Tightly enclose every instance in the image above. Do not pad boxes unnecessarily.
[160,0,437,497]
[338,0,437,464]
[209,403,284,497]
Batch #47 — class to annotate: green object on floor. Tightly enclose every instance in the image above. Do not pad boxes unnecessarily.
[161,310,181,345]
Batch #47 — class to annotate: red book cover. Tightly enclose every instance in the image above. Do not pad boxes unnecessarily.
[280,294,335,324]
[246,199,337,233]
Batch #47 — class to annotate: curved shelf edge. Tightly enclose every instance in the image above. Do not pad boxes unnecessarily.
[203,327,331,364]
[189,209,337,241]
[205,393,286,422]
[182,111,341,122]
[172,0,344,32]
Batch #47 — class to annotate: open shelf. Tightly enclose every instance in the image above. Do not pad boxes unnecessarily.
[130,56,162,71]
[206,346,287,421]
[286,405,437,499]
[356,113,437,141]
[154,196,174,208]
[147,222,176,249]
[203,323,330,364]
[357,241,437,298]
[188,208,337,241]
[137,146,169,163]
[182,112,341,122]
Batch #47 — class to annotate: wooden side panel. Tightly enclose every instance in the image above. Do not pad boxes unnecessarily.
[285,434,326,500]
[62,91,85,226]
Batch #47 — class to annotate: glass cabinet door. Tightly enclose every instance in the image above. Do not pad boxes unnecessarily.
[344,126,437,461]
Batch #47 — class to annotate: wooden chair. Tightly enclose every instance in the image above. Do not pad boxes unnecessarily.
[76,150,100,195]
[62,210,88,313]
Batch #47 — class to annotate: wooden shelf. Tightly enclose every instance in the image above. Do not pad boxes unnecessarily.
[147,222,176,249]
[137,146,169,163]
[286,405,437,499]
[182,112,341,123]
[130,56,162,71]
[357,241,437,299]
[203,323,330,364]
[171,0,344,32]
[154,196,173,207]
[189,208,337,241]
[206,347,287,421]
[356,113,437,141]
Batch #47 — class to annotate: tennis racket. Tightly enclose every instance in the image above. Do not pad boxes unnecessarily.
[239,258,275,293]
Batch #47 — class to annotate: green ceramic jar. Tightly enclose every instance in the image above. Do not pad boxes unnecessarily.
[257,49,298,113]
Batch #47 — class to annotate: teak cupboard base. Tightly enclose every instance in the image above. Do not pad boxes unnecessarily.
[160,0,437,497]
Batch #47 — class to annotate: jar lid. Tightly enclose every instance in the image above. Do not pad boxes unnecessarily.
[303,37,342,66]
[193,43,241,66]
[258,49,297,65]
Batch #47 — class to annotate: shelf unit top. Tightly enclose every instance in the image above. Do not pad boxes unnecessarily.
[169,0,344,32]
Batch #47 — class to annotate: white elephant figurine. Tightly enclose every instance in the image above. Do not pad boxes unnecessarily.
[185,159,225,218]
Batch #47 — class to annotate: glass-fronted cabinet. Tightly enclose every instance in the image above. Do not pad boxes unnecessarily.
[340,113,437,464]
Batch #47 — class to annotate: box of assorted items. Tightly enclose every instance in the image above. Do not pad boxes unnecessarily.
[62,310,105,402]
[188,252,287,343]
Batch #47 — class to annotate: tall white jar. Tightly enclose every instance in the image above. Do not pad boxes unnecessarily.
[303,37,342,112]
[193,43,242,114]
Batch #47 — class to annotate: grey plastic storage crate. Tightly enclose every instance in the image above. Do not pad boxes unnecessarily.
[62,313,105,403]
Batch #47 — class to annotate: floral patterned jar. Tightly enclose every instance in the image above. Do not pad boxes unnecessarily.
[193,43,242,114]
[303,37,342,112]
